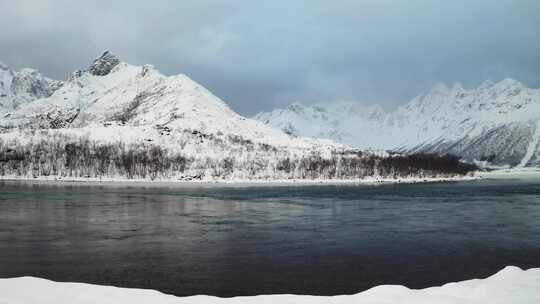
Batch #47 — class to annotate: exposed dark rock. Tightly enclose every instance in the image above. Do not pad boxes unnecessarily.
[38,107,81,129]
[70,70,84,80]
[141,65,153,77]
[109,92,149,124]
[88,51,120,76]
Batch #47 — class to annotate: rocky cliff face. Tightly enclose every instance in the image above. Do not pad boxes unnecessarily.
[87,51,121,76]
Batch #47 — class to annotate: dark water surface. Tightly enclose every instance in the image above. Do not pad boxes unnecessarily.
[1,179,540,296]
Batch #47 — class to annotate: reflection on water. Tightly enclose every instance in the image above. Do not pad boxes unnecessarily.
[1,179,540,296]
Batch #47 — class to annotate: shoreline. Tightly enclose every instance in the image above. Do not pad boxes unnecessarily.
[474,167,540,180]
[0,174,479,188]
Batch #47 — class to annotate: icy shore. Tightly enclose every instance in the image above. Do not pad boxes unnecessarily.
[0,266,539,304]
[0,174,479,188]
[475,167,540,180]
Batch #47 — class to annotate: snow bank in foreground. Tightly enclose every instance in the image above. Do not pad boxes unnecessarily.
[1,266,539,304]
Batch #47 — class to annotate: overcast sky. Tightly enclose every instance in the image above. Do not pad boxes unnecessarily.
[1,0,539,115]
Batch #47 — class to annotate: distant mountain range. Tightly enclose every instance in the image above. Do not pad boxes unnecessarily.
[0,52,473,181]
[0,62,62,111]
[255,80,540,168]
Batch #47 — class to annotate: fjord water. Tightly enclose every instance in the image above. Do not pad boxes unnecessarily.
[1,179,540,297]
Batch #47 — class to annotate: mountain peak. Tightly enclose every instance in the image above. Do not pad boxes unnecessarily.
[451,82,465,93]
[0,61,9,71]
[18,68,40,76]
[286,102,307,113]
[429,82,450,95]
[88,51,121,76]
[478,80,495,89]
[494,78,524,89]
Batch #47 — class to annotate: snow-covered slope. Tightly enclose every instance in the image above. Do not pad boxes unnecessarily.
[255,101,387,148]
[255,80,540,167]
[1,266,539,304]
[1,52,338,149]
[0,62,62,112]
[0,52,476,181]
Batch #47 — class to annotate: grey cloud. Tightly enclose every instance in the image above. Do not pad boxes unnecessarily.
[0,0,539,115]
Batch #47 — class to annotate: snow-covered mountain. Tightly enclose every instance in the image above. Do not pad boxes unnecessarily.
[0,61,62,112]
[2,52,315,141]
[255,80,540,168]
[0,52,475,181]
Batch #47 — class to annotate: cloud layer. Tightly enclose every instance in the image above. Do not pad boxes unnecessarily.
[1,0,539,114]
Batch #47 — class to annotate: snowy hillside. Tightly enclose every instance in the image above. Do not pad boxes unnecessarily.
[255,80,540,167]
[0,52,475,181]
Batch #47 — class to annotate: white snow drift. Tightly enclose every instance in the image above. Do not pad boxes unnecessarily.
[0,266,539,304]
